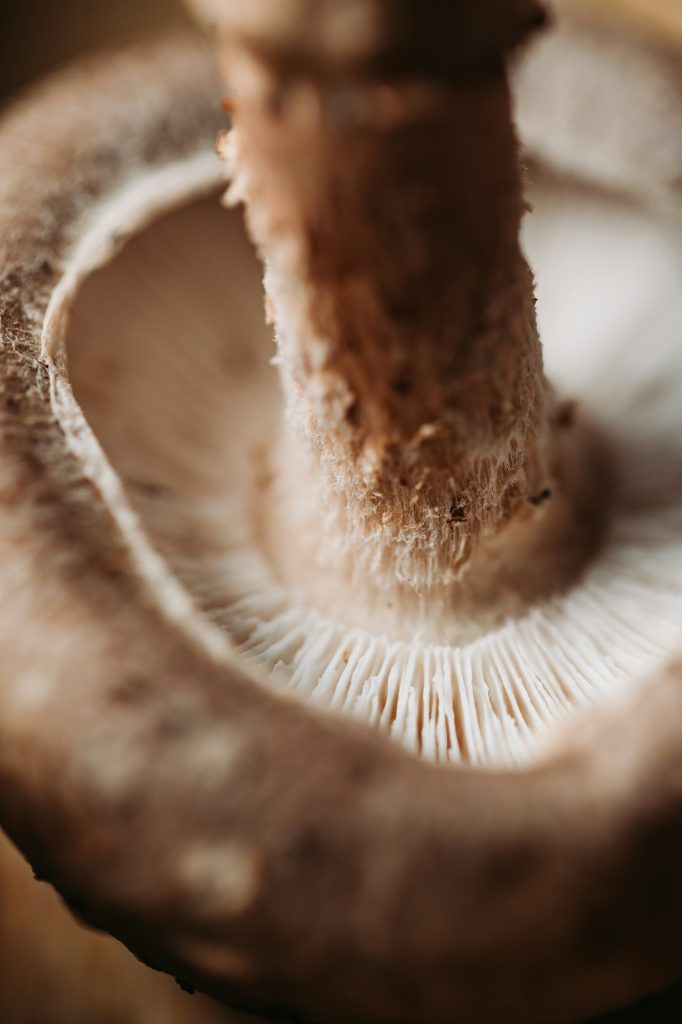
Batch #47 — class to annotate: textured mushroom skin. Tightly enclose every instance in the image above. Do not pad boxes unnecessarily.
[0,30,681,1024]
[216,0,554,590]
[222,59,551,590]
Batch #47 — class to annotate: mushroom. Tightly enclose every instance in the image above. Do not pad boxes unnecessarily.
[0,5,681,1024]
[515,0,682,211]
[175,0,682,773]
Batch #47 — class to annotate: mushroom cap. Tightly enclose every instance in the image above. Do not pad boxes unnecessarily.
[515,0,682,212]
[0,30,681,1024]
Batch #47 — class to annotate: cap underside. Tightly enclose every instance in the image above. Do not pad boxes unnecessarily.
[61,167,682,768]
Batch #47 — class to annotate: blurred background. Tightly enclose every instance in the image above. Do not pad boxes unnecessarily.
[1,0,190,103]
[3,0,681,105]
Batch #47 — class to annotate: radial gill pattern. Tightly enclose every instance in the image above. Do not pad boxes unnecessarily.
[175,181,682,769]
[171,500,682,768]
[69,176,682,770]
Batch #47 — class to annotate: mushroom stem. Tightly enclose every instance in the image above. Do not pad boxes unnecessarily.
[219,0,552,588]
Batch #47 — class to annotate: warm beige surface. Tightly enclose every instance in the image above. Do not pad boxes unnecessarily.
[0,831,257,1024]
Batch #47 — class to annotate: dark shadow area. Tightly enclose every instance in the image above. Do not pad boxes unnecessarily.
[590,980,682,1023]
[1,0,189,104]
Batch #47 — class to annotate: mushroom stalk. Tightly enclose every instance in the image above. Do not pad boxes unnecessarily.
[219,0,552,589]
